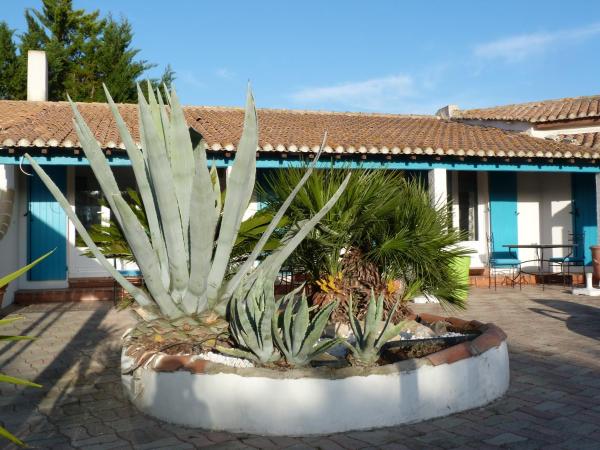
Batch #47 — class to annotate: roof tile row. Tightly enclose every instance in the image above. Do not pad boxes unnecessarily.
[456,94,600,123]
[0,100,596,160]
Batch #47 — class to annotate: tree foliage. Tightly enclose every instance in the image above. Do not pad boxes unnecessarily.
[0,0,173,102]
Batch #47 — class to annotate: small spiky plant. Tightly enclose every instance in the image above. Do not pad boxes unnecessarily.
[343,290,412,366]
[25,83,349,345]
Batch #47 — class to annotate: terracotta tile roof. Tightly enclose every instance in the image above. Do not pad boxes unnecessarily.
[556,132,600,150]
[456,94,600,123]
[0,100,597,159]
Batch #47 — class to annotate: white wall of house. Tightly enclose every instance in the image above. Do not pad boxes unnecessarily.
[0,165,21,307]
[516,172,573,270]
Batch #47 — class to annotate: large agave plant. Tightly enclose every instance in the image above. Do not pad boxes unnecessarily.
[25,84,349,321]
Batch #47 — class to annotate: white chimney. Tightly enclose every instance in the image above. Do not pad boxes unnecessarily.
[27,50,48,101]
[436,104,459,120]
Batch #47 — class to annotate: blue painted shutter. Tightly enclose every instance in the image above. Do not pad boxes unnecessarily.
[571,173,597,265]
[28,166,68,281]
[488,172,518,254]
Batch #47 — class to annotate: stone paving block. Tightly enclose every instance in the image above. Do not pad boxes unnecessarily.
[200,442,253,449]
[60,424,91,440]
[300,438,345,450]
[23,435,74,448]
[116,427,175,445]
[346,429,396,445]
[241,436,282,449]
[71,433,123,447]
[268,436,304,447]
[531,400,566,412]
[204,430,239,443]
[484,432,528,446]
[129,436,194,449]
[328,433,370,449]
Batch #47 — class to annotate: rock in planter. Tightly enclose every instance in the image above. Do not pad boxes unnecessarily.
[398,320,437,339]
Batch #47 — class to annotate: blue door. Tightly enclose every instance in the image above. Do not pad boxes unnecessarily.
[572,173,597,265]
[489,172,518,254]
[28,166,67,281]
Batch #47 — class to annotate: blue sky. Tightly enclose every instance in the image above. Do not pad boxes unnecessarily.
[3,0,600,114]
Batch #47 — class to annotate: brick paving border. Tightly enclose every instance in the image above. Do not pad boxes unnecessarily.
[1,286,599,449]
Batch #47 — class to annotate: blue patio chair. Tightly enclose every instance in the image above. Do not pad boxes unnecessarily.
[548,233,586,287]
[487,234,522,290]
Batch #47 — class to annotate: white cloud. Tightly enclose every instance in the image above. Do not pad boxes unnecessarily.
[474,22,600,62]
[215,68,235,80]
[290,74,416,111]
[178,71,205,89]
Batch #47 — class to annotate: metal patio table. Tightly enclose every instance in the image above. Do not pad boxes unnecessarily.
[503,244,576,290]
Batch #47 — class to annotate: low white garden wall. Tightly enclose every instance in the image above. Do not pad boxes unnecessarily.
[121,319,509,435]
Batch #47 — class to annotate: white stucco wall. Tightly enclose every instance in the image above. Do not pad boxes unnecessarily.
[123,342,509,435]
[0,166,21,307]
[517,172,573,270]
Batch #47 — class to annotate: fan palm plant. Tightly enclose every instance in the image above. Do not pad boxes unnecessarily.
[260,168,470,317]
[77,188,287,267]
[24,83,350,329]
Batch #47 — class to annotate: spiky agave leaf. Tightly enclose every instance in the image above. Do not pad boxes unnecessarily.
[27,83,350,326]
[343,291,408,366]
[217,277,281,364]
[272,291,339,367]
[23,155,161,319]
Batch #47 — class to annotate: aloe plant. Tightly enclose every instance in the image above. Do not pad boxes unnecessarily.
[25,83,350,322]
[272,291,339,367]
[343,291,409,366]
[216,277,289,364]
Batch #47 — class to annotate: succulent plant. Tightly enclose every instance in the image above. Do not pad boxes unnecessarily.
[343,291,409,366]
[272,290,339,367]
[24,83,350,322]
[216,277,285,364]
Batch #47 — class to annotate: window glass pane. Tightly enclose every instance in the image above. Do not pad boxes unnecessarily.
[75,167,102,230]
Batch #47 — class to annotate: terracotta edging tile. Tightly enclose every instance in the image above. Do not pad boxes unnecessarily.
[153,355,192,372]
[184,359,208,374]
[426,342,472,366]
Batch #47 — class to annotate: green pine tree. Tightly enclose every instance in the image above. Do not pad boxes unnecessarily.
[0,22,19,100]
[2,0,174,102]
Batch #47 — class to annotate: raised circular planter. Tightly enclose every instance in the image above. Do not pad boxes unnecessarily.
[121,315,509,435]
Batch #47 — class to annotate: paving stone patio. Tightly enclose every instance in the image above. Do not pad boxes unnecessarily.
[1,286,599,449]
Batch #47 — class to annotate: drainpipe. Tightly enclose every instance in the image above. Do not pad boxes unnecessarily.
[27,50,48,102]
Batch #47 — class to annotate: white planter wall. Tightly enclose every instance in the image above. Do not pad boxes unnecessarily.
[122,342,509,436]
